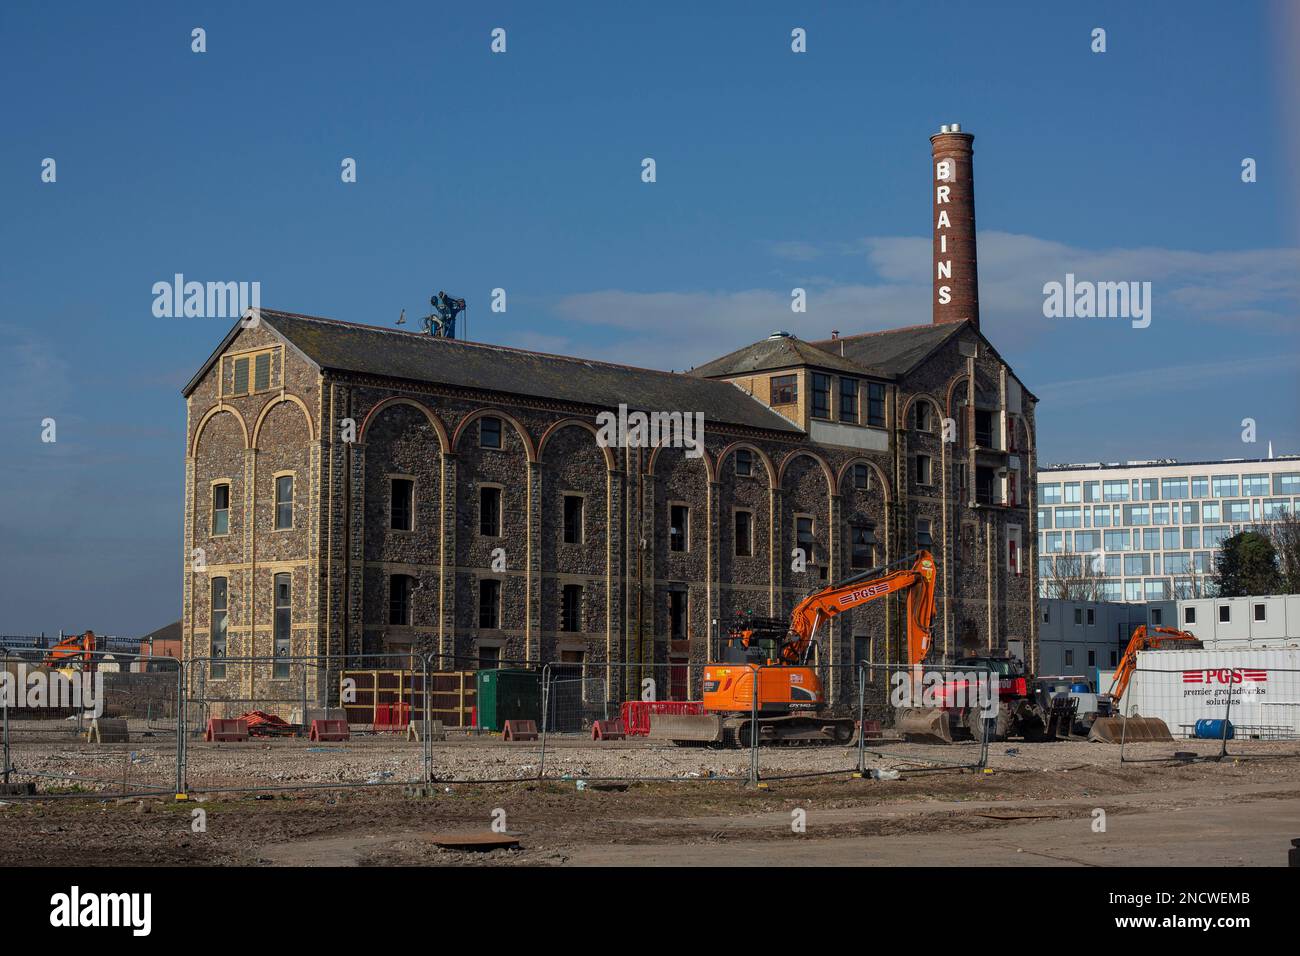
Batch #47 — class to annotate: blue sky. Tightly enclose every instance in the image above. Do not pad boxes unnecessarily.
[1,1,1297,635]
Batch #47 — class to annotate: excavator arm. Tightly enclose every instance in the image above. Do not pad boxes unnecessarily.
[1107,624,1202,702]
[781,550,937,666]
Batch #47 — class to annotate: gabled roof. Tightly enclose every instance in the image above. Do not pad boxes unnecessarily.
[693,320,1037,402]
[183,310,802,434]
[806,322,968,377]
[690,322,965,380]
[689,333,868,378]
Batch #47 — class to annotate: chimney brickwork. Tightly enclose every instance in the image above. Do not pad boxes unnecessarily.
[931,124,979,329]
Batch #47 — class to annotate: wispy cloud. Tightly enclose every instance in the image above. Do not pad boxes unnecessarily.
[546,232,1300,369]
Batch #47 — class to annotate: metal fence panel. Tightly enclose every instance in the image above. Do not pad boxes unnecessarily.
[1,650,183,798]
[1119,664,1300,764]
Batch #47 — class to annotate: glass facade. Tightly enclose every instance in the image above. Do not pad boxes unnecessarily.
[1039,460,1298,602]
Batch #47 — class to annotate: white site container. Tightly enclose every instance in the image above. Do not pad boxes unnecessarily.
[1125,648,1300,737]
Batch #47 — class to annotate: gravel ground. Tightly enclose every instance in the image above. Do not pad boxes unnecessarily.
[4,727,1296,794]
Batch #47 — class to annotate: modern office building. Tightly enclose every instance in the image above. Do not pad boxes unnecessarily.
[1037,457,1300,603]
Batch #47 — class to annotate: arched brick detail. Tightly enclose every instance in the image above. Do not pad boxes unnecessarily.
[944,373,970,418]
[777,449,835,497]
[538,418,617,471]
[647,442,716,483]
[191,405,250,457]
[358,396,450,454]
[451,407,537,462]
[899,393,944,431]
[251,393,316,448]
[716,441,778,490]
[835,457,893,504]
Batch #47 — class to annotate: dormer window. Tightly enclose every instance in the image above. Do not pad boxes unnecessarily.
[771,375,797,405]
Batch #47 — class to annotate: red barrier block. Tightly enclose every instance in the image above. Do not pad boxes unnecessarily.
[502,720,538,742]
[592,719,626,741]
[859,720,882,740]
[309,719,350,742]
[205,718,249,742]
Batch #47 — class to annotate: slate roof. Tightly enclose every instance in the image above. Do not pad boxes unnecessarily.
[691,322,968,380]
[184,310,802,434]
[689,333,869,378]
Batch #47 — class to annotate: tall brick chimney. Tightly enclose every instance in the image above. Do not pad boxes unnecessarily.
[930,123,979,329]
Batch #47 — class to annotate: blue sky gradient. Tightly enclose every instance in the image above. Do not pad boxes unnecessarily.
[2,1,1297,634]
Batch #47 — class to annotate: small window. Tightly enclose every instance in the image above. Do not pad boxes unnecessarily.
[480,487,502,537]
[734,510,753,557]
[916,454,932,486]
[480,417,503,449]
[232,356,249,395]
[479,579,500,629]
[1087,649,1096,667]
[771,375,798,405]
[1184,606,1196,625]
[916,518,932,549]
[852,464,870,491]
[478,644,501,669]
[254,352,271,391]
[1253,603,1266,623]
[389,574,414,626]
[212,484,230,536]
[1065,649,1074,666]
[1074,608,1082,625]
[1151,608,1163,626]
[839,378,858,423]
[563,495,584,544]
[390,478,414,531]
[850,524,876,570]
[1110,650,1118,667]
[670,505,689,552]
[1043,606,1051,624]
[1086,608,1095,626]
[274,475,294,530]
[273,572,291,678]
[914,402,932,432]
[561,584,582,632]
[811,374,831,420]
[735,449,753,477]
[210,577,228,679]
[1219,605,1230,623]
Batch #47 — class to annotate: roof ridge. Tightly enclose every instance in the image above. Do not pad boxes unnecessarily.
[260,309,708,382]
[806,320,964,346]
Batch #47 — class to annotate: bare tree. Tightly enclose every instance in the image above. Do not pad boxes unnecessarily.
[1266,509,1300,594]
[1040,553,1105,601]
[1172,571,1217,600]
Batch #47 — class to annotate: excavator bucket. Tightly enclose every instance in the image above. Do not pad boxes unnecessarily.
[1087,716,1173,744]
[894,707,954,745]
[647,713,726,746]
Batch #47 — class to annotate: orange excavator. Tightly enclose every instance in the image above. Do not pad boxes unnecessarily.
[650,551,937,746]
[42,630,98,674]
[1087,624,1203,743]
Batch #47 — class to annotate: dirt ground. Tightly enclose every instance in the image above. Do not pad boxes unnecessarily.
[2,733,1299,866]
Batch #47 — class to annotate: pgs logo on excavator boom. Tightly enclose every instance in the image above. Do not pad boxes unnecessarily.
[837,582,891,606]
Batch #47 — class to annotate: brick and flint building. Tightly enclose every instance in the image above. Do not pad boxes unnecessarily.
[180,125,1039,705]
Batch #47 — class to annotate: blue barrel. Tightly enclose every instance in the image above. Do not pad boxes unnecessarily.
[1194,718,1234,740]
[1069,683,1090,693]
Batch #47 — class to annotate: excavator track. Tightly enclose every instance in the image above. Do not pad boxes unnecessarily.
[649,712,856,747]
